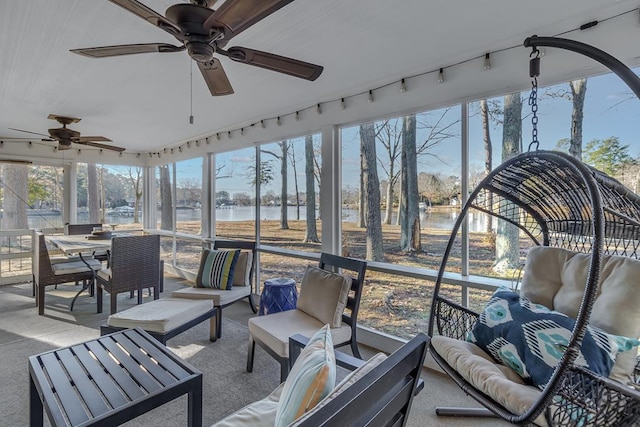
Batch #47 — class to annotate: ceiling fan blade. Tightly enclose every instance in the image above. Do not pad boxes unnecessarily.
[74,141,126,152]
[204,0,294,40]
[0,136,50,141]
[108,0,181,35]
[198,59,234,96]
[8,128,53,139]
[75,136,113,143]
[221,47,323,80]
[71,43,184,58]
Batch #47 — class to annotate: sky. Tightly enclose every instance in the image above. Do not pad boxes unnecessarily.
[115,66,640,196]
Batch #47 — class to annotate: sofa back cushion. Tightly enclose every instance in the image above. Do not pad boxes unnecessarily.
[520,246,640,383]
[232,251,253,287]
[297,265,351,328]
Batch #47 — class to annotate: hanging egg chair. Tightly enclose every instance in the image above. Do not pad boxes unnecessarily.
[427,36,640,426]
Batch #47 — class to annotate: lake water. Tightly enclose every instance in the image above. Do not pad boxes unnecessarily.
[25,206,486,232]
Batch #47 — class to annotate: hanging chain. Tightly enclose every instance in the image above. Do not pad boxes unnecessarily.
[528,47,541,152]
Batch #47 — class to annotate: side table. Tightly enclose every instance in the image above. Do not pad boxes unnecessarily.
[259,278,297,315]
[29,328,203,426]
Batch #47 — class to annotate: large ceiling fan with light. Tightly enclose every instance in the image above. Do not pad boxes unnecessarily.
[1,114,125,152]
[71,0,324,96]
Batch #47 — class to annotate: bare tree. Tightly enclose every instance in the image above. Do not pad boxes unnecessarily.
[127,167,143,223]
[159,165,173,230]
[375,119,402,225]
[261,141,289,229]
[303,135,319,242]
[399,114,421,252]
[1,165,29,240]
[480,99,493,233]
[87,163,100,223]
[547,79,588,160]
[288,142,301,220]
[360,122,384,261]
[494,93,522,272]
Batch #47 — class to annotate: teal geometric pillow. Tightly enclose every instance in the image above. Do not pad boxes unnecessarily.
[468,288,640,389]
[195,249,239,290]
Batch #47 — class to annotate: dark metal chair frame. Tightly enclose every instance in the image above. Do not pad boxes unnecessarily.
[96,234,161,314]
[427,150,640,426]
[289,332,429,427]
[247,252,367,382]
[32,231,97,315]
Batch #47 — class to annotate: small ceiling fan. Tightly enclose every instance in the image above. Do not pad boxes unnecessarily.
[70,0,324,96]
[2,114,125,152]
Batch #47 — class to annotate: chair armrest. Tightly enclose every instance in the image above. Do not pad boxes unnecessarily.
[289,334,366,371]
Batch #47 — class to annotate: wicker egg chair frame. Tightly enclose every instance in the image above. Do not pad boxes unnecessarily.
[427,36,640,426]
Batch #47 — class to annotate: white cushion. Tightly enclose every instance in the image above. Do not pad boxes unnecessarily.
[171,285,251,306]
[211,383,284,427]
[97,268,111,280]
[52,259,102,275]
[106,298,213,333]
[431,335,547,427]
[233,251,253,287]
[248,309,352,358]
[297,265,351,327]
[521,246,640,383]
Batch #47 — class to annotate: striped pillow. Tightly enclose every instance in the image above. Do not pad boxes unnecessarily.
[195,249,239,290]
[274,324,336,427]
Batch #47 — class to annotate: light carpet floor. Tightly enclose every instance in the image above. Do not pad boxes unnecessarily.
[0,277,509,426]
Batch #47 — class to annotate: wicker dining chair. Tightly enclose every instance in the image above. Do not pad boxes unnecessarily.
[96,234,161,314]
[32,231,102,315]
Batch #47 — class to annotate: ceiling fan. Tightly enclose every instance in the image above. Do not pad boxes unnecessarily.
[71,0,324,96]
[2,114,125,152]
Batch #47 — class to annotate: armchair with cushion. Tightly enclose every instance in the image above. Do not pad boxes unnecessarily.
[171,240,258,341]
[214,326,429,427]
[247,253,367,382]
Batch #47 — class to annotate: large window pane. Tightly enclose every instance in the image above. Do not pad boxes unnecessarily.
[258,134,322,252]
[340,107,461,269]
[175,158,202,235]
[215,147,256,241]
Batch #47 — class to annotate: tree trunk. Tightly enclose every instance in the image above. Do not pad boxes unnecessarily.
[360,123,384,261]
[303,135,319,243]
[160,165,173,230]
[495,93,522,272]
[289,144,301,220]
[1,165,29,235]
[569,79,587,161]
[480,99,493,233]
[384,170,394,225]
[357,152,366,228]
[399,114,421,252]
[280,141,289,230]
[87,163,100,223]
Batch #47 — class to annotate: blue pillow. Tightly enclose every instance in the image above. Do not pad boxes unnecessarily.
[468,288,639,388]
[196,249,239,290]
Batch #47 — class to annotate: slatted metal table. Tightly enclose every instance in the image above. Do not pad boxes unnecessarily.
[29,328,202,427]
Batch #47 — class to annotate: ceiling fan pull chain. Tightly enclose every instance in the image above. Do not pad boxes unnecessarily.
[190,60,195,125]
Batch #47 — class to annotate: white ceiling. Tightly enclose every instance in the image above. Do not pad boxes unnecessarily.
[1,0,640,165]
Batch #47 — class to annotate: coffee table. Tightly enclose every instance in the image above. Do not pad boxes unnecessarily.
[29,328,202,426]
